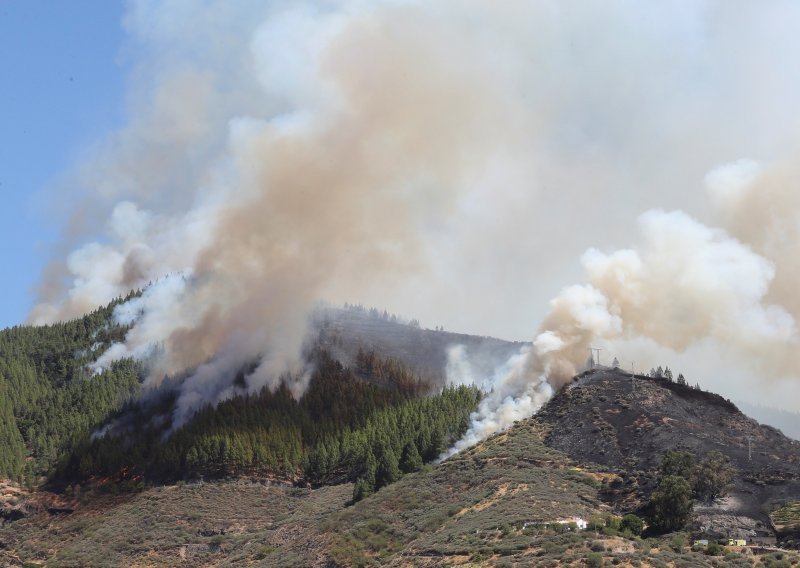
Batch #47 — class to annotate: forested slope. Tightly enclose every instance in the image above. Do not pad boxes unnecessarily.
[0,299,483,499]
[56,349,479,497]
[0,294,140,483]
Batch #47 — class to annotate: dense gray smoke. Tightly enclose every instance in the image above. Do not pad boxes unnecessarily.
[30,1,800,431]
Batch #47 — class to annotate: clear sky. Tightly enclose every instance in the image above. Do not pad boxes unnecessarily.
[0,1,125,329]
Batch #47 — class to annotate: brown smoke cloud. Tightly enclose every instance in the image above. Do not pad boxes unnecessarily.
[30,1,800,430]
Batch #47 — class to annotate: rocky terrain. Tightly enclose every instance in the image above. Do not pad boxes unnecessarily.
[537,368,800,545]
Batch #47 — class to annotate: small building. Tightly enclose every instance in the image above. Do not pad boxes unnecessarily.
[693,539,709,547]
[727,538,747,547]
[558,517,588,530]
[523,517,588,531]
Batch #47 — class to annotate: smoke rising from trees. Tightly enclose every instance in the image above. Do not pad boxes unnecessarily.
[29,1,800,430]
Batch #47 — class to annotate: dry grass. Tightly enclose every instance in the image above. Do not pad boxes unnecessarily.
[3,418,799,567]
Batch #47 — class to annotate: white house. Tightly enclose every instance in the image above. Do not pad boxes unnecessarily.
[523,517,588,531]
[558,517,588,530]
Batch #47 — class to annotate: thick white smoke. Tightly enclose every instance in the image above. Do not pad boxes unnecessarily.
[450,202,800,450]
[31,1,800,431]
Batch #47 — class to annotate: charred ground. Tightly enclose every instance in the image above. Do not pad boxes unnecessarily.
[537,368,800,544]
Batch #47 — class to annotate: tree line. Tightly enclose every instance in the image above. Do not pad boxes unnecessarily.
[0,293,140,484]
[0,293,480,500]
[54,349,479,495]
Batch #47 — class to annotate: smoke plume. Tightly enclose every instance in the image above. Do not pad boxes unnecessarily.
[31,2,800,432]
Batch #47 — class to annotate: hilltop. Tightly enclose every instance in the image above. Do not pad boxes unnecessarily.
[538,368,800,544]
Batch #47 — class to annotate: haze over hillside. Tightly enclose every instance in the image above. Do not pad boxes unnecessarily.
[4,2,800,565]
[735,401,800,442]
[8,1,799,442]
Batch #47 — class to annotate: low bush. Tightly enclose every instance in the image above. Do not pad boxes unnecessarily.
[586,552,604,567]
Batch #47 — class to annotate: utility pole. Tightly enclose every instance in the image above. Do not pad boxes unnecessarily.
[631,361,636,392]
[590,347,602,367]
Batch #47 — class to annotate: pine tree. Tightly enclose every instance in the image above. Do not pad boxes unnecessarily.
[399,441,423,473]
[352,477,372,502]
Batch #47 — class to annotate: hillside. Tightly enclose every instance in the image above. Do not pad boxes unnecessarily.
[0,301,524,489]
[0,295,140,483]
[313,305,528,383]
[736,401,800,441]
[537,368,800,543]
[3,306,800,565]
[4,414,799,566]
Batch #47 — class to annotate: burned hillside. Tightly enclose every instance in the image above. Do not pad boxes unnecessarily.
[312,305,527,384]
[537,368,800,541]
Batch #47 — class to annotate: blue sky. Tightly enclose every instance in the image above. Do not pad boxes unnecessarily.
[0,1,126,328]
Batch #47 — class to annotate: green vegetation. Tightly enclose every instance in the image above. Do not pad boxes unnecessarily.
[647,448,735,533]
[0,292,479,495]
[54,349,479,491]
[0,294,140,482]
[772,501,800,529]
[648,474,693,533]
[3,414,799,567]
[659,449,695,480]
[620,513,644,536]
[693,450,734,503]
[705,541,722,556]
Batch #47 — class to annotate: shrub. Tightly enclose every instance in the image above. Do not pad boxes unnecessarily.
[586,552,604,567]
[670,534,686,552]
[588,516,606,531]
[620,514,644,536]
[705,542,722,556]
[254,545,276,560]
[604,513,622,531]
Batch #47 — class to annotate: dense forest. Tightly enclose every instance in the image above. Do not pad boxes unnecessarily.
[0,298,480,498]
[56,349,479,496]
[0,294,140,484]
